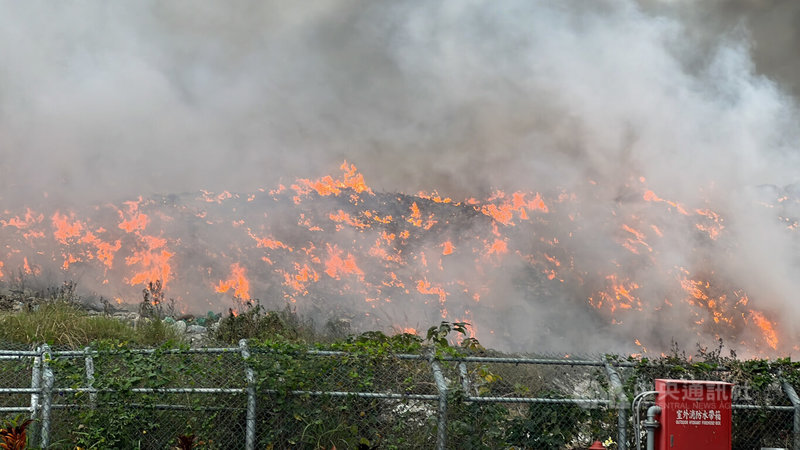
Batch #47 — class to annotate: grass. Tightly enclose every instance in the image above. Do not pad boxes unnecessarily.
[0,302,183,348]
[0,278,332,348]
[0,296,341,349]
[0,282,325,349]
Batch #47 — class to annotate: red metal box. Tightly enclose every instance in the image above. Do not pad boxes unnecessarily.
[654,379,733,449]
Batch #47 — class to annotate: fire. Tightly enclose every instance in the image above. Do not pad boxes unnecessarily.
[248,230,292,251]
[486,239,508,256]
[694,208,724,240]
[406,202,437,229]
[126,249,174,286]
[643,190,689,215]
[280,263,319,295]
[79,232,122,268]
[589,275,642,313]
[480,191,548,225]
[678,275,734,326]
[324,244,364,281]
[749,310,778,350]
[329,210,369,230]
[416,279,448,318]
[441,241,455,256]
[216,263,251,299]
[125,235,174,286]
[291,161,372,203]
[118,200,149,233]
[2,208,43,230]
[201,190,234,204]
[0,161,790,354]
[51,212,84,243]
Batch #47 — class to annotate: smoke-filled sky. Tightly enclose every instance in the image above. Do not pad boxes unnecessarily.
[2,0,799,204]
[2,1,800,353]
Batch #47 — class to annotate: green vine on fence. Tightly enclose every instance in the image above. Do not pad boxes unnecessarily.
[15,314,800,449]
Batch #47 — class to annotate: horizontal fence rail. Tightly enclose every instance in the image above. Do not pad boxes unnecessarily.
[0,346,796,449]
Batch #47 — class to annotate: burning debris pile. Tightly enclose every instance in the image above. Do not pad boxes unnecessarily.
[0,162,794,355]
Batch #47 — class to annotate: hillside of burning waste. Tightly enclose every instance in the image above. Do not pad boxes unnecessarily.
[0,162,793,356]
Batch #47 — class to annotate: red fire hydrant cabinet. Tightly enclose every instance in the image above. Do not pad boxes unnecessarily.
[654,379,733,449]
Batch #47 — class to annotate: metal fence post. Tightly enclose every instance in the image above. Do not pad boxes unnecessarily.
[29,346,42,446]
[457,362,471,396]
[429,353,448,450]
[604,359,628,450]
[239,339,256,450]
[780,378,800,450]
[84,347,96,407]
[39,344,54,448]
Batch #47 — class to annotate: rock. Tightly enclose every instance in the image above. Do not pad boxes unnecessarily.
[113,311,140,327]
[186,324,210,347]
[187,324,207,334]
[113,311,139,321]
[173,320,187,334]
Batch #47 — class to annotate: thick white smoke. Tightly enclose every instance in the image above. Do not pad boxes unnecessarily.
[1,1,799,354]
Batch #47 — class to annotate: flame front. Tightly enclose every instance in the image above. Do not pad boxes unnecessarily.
[0,162,790,354]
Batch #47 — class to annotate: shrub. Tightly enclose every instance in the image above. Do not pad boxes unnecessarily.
[213,300,313,343]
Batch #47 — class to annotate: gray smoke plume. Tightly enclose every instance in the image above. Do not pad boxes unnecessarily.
[1,1,799,354]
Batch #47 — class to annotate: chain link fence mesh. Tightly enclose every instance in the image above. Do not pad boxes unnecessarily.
[0,345,797,449]
[732,406,794,449]
[46,348,250,448]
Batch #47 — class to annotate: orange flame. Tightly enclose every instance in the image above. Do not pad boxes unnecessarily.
[79,231,122,268]
[216,263,251,299]
[416,278,448,318]
[329,210,370,229]
[125,235,173,286]
[749,310,778,350]
[2,208,43,229]
[643,190,689,215]
[480,191,549,225]
[118,201,149,233]
[51,212,83,243]
[291,161,373,203]
[248,230,292,251]
[589,274,642,313]
[441,241,455,256]
[324,244,364,281]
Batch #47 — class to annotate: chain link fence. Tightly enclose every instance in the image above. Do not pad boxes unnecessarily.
[0,343,798,449]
